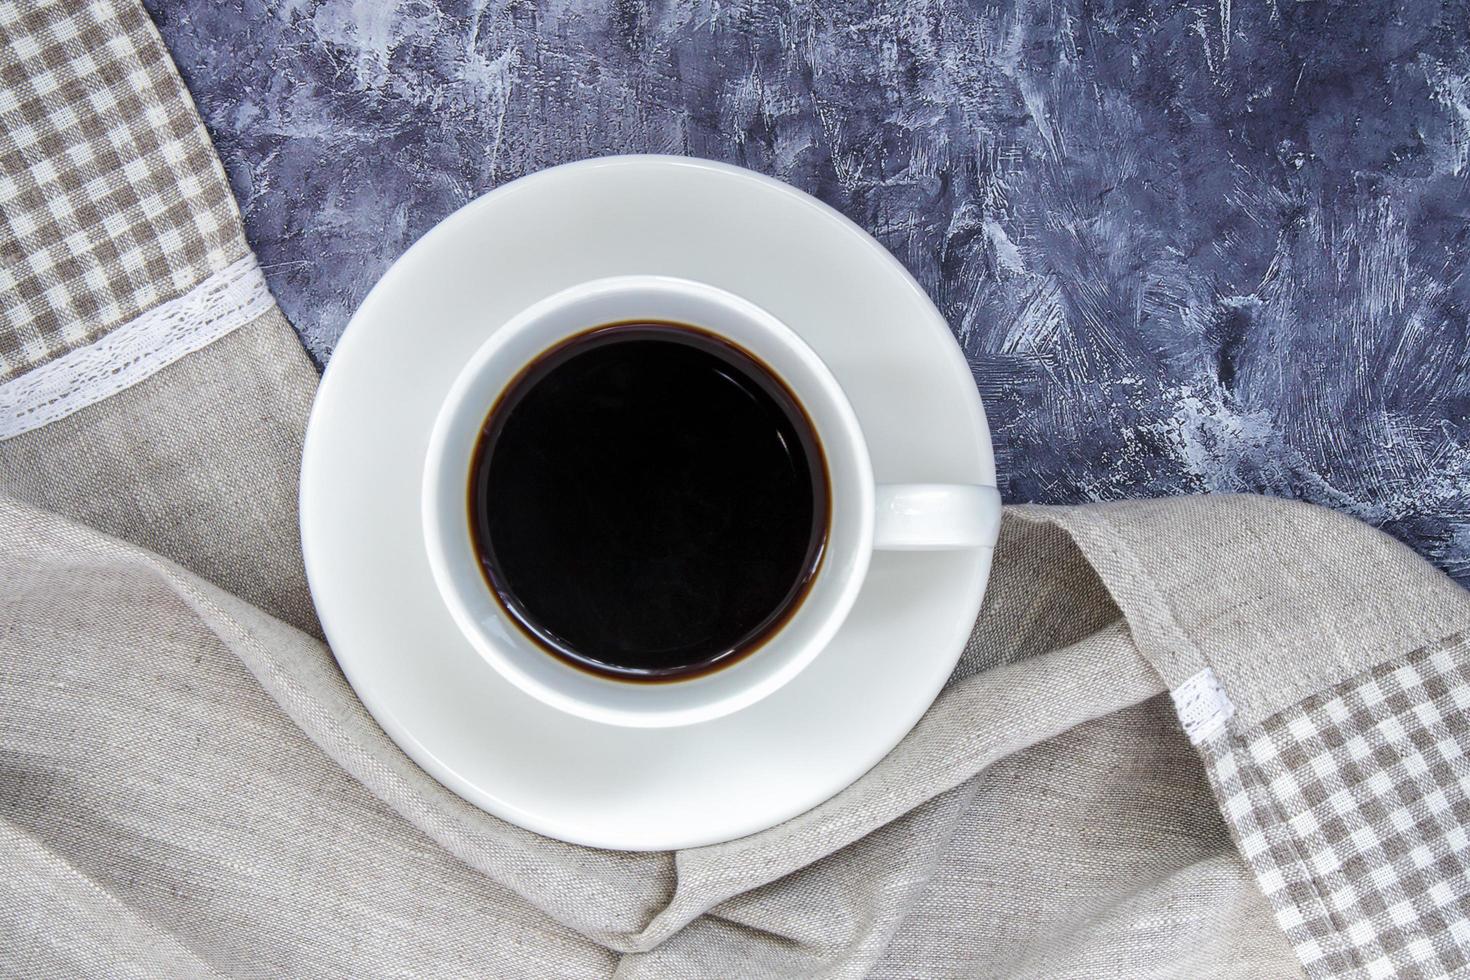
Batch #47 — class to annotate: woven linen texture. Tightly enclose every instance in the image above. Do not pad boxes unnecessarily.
[0,0,244,382]
[1199,636,1470,978]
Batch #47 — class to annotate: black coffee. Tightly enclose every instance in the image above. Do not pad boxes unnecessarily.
[470,322,828,681]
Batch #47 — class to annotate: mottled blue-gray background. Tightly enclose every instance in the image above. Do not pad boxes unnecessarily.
[146,0,1470,585]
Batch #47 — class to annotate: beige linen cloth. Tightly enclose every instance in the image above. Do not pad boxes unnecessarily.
[3,3,1469,977]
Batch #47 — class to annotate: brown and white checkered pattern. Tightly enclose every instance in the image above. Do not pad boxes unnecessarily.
[1195,636,1470,978]
[0,0,246,382]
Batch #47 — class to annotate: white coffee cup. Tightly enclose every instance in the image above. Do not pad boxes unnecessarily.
[423,275,1001,728]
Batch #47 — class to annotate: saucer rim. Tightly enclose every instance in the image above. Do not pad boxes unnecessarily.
[300,155,996,850]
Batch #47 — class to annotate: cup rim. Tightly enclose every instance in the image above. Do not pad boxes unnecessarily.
[421,274,875,727]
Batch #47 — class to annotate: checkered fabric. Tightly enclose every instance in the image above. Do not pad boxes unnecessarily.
[1198,634,1470,978]
[0,0,245,382]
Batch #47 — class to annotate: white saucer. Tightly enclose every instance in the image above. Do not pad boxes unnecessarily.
[300,156,997,851]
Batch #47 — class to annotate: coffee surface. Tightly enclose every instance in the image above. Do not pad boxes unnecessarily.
[471,322,828,680]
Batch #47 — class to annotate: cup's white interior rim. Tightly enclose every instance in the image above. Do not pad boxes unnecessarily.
[421,275,878,728]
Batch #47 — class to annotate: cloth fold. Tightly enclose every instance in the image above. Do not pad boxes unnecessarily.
[2,1,1468,977]
[1,490,1311,978]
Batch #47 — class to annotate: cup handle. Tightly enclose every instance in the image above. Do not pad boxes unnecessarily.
[873,484,1002,551]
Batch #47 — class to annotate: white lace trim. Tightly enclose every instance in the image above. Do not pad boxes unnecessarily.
[1172,666,1236,745]
[0,254,273,440]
